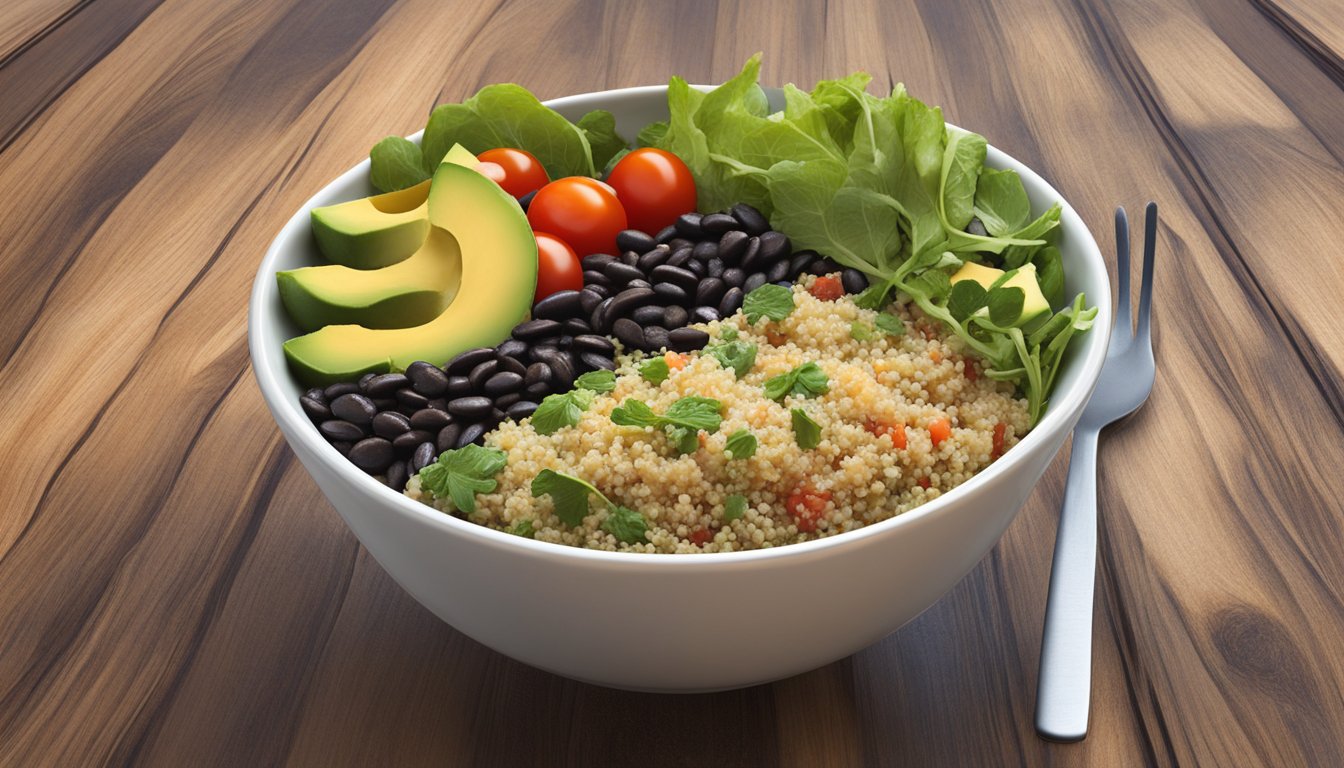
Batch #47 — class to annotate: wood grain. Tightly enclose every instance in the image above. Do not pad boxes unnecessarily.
[1,0,1342,764]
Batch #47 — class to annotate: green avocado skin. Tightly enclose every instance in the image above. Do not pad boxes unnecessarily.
[310,212,428,270]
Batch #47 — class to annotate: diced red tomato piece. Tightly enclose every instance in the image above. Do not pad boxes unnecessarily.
[991,422,1007,459]
[689,528,712,546]
[917,477,931,489]
[786,485,832,533]
[864,418,908,450]
[928,418,952,448]
[963,358,979,383]
[809,276,844,301]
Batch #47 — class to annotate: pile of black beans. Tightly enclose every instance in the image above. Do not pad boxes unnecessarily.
[581,203,863,353]
[298,316,617,489]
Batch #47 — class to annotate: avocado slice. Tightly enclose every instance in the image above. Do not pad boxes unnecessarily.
[308,144,482,269]
[276,225,462,331]
[283,162,539,385]
[950,261,1051,328]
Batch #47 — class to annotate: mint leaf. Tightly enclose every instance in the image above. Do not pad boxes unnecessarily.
[369,136,431,193]
[764,362,829,401]
[640,356,671,384]
[791,408,822,449]
[850,321,875,341]
[612,397,722,453]
[532,388,594,435]
[874,313,906,336]
[724,429,757,460]
[610,398,661,428]
[601,505,648,544]
[705,339,757,378]
[723,494,748,522]
[510,519,536,539]
[531,469,605,527]
[742,284,795,324]
[574,369,616,393]
[663,396,724,432]
[417,444,508,513]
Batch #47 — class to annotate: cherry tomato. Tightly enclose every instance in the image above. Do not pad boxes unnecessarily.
[477,148,549,199]
[605,148,697,234]
[532,231,583,302]
[527,177,627,257]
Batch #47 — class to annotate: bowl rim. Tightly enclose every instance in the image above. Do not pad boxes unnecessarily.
[248,83,1111,568]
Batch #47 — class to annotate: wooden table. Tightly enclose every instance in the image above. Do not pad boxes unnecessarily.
[3,0,1342,764]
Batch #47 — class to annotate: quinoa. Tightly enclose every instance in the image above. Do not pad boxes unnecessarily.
[406,278,1030,553]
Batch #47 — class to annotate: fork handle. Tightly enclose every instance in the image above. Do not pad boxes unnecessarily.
[1035,426,1101,742]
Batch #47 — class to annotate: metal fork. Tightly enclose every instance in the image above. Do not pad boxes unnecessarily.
[1035,202,1158,742]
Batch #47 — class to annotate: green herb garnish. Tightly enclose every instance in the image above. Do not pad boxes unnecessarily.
[574,369,616,393]
[611,396,724,455]
[874,313,906,337]
[509,519,536,539]
[764,362,830,401]
[601,505,649,544]
[531,388,594,435]
[791,408,822,449]
[530,469,648,543]
[850,321,875,341]
[704,337,758,378]
[742,284,795,324]
[723,494,749,522]
[639,356,671,384]
[724,429,757,460]
[417,444,508,514]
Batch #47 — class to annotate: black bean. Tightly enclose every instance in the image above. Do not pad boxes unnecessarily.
[349,437,395,473]
[563,317,592,336]
[718,230,749,263]
[701,212,738,235]
[324,381,360,399]
[405,361,449,397]
[643,325,670,352]
[766,259,791,283]
[489,407,507,424]
[692,240,719,262]
[604,261,644,285]
[436,423,462,453]
[582,270,612,289]
[457,422,487,448]
[330,393,376,425]
[842,268,870,294]
[579,288,606,315]
[494,392,522,409]
[621,250,640,267]
[579,352,616,371]
[372,410,412,438]
[739,236,766,272]
[525,362,552,387]
[650,265,699,293]
[695,277,727,307]
[788,251,815,279]
[808,258,842,276]
[632,305,664,325]
[513,318,562,341]
[654,224,678,244]
[675,212,704,238]
[359,373,376,391]
[495,338,529,361]
[684,258,706,278]
[525,382,551,400]
[967,217,988,237]
[581,253,616,271]
[668,327,710,352]
[705,258,724,280]
[496,355,527,377]
[410,441,436,472]
[393,429,434,454]
[396,404,420,419]
[653,282,689,306]
[300,396,330,423]
[617,230,656,253]
[385,460,409,491]
[613,318,645,348]
[663,305,689,328]
[730,203,770,235]
[573,334,616,355]
[719,286,745,317]
[533,289,582,320]
[668,237,694,252]
[331,441,353,456]
[666,246,693,268]
[320,419,365,442]
[426,398,447,411]
[370,399,397,413]
[637,246,670,272]
[543,350,576,389]
[721,267,745,288]
[743,272,768,293]
[608,286,657,318]
[446,376,472,397]
[410,408,453,432]
[589,298,613,334]
[363,373,407,397]
[626,278,652,292]
[757,231,791,264]
[305,388,326,402]
[484,371,523,397]
[692,306,721,323]
[448,396,493,420]
[446,347,495,376]
[467,359,498,391]
[506,400,539,420]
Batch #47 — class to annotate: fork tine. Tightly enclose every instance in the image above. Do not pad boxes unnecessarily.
[1113,207,1131,339]
[1136,202,1157,348]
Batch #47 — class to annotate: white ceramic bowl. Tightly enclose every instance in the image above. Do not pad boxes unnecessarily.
[249,85,1111,692]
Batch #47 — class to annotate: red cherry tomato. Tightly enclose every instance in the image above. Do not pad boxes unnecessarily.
[526,177,627,257]
[477,148,550,199]
[532,231,583,302]
[605,148,697,234]
[475,161,507,186]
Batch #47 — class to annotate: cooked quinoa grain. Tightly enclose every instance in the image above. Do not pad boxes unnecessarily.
[406,278,1030,553]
